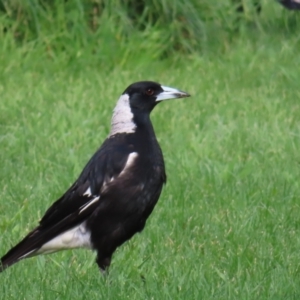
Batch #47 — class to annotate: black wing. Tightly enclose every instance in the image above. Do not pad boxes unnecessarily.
[0,136,134,271]
[40,136,133,228]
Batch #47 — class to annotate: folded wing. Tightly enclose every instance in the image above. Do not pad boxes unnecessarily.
[0,138,133,271]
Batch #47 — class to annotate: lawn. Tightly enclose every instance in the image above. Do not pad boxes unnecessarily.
[1,3,300,299]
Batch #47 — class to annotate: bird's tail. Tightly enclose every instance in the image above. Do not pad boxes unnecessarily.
[1,204,91,272]
[0,227,42,272]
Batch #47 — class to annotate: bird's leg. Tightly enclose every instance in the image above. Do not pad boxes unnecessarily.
[96,255,111,275]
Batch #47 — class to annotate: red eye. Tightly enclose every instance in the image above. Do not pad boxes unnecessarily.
[146,88,154,96]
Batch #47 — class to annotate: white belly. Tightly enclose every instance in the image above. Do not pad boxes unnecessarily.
[36,222,92,255]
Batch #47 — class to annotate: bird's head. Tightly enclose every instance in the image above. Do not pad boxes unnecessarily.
[123,81,190,113]
[110,81,190,136]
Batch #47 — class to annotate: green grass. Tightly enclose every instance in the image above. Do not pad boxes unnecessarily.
[1,3,300,299]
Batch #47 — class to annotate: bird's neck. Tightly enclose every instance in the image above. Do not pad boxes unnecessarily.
[109,94,154,137]
[109,94,137,136]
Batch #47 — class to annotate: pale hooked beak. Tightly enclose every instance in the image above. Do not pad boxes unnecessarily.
[156,85,191,102]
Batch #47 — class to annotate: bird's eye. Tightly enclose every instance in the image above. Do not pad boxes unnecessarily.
[145,89,154,96]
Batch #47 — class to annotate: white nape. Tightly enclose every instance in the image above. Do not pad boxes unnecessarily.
[119,152,138,177]
[110,94,137,136]
[36,222,92,255]
[83,187,92,197]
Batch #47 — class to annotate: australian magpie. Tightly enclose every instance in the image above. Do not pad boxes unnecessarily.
[0,81,190,273]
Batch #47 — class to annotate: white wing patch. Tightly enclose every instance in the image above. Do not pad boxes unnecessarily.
[36,222,92,254]
[119,152,138,177]
[79,196,100,214]
[83,187,92,197]
[109,94,137,136]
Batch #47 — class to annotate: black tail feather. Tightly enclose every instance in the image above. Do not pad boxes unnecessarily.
[1,201,95,273]
[0,227,42,272]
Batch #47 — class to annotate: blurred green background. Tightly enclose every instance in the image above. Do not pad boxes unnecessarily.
[1,0,300,299]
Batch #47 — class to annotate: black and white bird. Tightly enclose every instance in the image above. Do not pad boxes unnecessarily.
[0,81,190,273]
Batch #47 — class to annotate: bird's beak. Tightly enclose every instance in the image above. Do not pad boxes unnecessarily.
[156,86,191,102]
